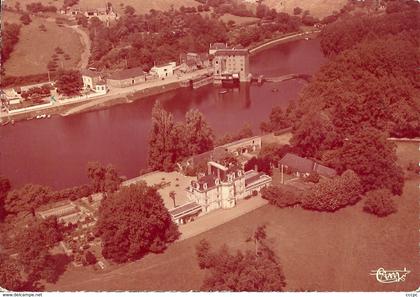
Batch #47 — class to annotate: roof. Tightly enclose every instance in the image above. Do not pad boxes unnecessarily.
[314,163,337,177]
[279,153,337,177]
[214,49,249,56]
[245,171,269,187]
[169,202,201,218]
[279,153,314,173]
[152,62,175,69]
[210,43,227,50]
[108,67,144,80]
[81,69,101,77]
[220,136,261,149]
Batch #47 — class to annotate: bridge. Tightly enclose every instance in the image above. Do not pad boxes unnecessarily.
[250,73,312,85]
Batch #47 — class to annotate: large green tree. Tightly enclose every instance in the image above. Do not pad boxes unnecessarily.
[184,109,214,156]
[96,182,179,263]
[0,255,24,291]
[5,184,52,216]
[196,231,287,291]
[14,217,64,285]
[148,101,179,171]
[86,162,121,194]
[0,176,11,221]
[302,170,363,211]
[55,70,83,97]
[323,128,404,195]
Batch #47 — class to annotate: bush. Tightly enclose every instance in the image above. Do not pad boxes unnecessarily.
[261,185,301,208]
[363,189,397,217]
[83,250,97,265]
[301,170,362,212]
[304,172,320,183]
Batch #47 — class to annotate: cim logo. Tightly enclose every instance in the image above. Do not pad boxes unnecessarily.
[370,267,410,284]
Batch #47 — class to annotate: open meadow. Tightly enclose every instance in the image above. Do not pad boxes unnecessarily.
[264,0,348,18]
[47,141,419,292]
[2,11,83,76]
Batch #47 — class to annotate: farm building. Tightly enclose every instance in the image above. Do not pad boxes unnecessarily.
[279,153,337,178]
[107,67,146,88]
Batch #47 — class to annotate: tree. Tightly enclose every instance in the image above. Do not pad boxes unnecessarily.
[1,23,21,64]
[20,13,31,25]
[184,109,214,156]
[148,101,179,171]
[260,106,291,133]
[246,224,267,255]
[0,255,24,291]
[293,7,302,15]
[83,250,97,265]
[5,184,52,216]
[291,111,342,158]
[124,5,135,15]
[55,70,83,97]
[0,176,11,221]
[169,191,176,208]
[302,170,362,211]
[96,183,180,263]
[363,188,397,217]
[261,185,301,208]
[323,128,404,195]
[14,218,64,284]
[196,234,286,291]
[86,162,121,194]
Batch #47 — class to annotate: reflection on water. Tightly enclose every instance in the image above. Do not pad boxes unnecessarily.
[0,38,326,188]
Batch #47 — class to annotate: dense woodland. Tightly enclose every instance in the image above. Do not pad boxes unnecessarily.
[259,0,419,215]
[84,3,303,71]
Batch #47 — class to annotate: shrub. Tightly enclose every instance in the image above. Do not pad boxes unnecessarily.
[261,185,301,208]
[301,170,362,212]
[304,172,320,183]
[83,250,97,265]
[363,189,397,217]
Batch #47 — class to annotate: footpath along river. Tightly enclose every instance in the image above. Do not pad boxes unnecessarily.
[0,38,326,189]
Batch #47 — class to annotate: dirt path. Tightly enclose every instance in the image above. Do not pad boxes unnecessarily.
[70,25,91,69]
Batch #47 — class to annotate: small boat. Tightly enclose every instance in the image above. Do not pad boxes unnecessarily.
[36,115,42,119]
[47,115,51,118]
[219,89,228,94]
[304,37,310,40]
[271,88,279,92]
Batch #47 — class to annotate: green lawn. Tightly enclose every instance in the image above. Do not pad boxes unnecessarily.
[47,141,420,291]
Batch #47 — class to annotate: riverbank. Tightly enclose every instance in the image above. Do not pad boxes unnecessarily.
[0,30,319,124]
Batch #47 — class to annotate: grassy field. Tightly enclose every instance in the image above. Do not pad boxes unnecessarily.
[220,13,260,25]
[47,141,419,292]
[264,0,348,18]
[5,0,200,14]
[2,11,83,76]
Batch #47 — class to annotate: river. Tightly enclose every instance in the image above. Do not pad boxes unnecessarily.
[0,38,326,189]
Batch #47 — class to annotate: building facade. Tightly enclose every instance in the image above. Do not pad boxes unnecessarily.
[150,62,176,79]
[186,161,272,213]
[107,67,146,88]
[213,48,250,82]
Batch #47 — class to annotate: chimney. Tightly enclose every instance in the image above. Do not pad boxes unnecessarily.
[208,162,212,175]
[254,164,258,172]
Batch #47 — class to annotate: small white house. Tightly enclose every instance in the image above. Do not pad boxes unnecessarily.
[150,62,176,79]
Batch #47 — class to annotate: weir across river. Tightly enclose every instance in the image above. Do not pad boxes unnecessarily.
[250,73,312,85]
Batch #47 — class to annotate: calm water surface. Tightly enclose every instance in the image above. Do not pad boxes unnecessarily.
[0,39,326,188]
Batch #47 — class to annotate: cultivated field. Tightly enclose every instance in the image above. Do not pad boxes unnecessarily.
[47,141,419,292]
[2,11,83,76]
[263,0,348,18]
